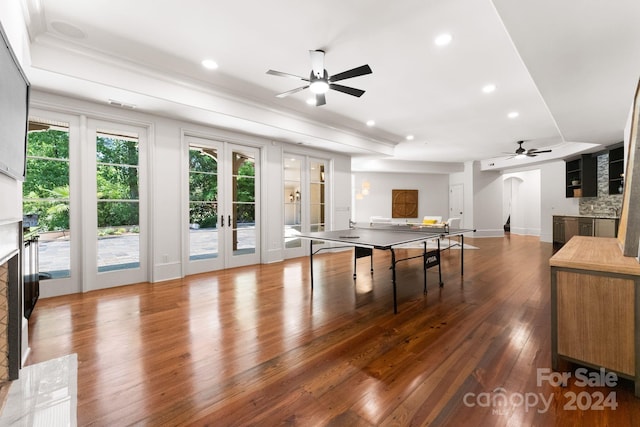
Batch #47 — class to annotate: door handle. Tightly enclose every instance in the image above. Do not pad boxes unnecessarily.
[228,215,232,227]
[220,215,224,227]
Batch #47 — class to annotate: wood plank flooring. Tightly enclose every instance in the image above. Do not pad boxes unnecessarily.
[26,235,640,426]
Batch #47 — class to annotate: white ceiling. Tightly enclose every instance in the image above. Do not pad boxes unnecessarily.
[13,0,640,171]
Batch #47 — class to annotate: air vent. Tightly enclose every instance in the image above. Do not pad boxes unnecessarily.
[108,99,136,109]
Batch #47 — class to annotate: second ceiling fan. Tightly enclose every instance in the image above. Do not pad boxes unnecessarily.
[505,141,552,159]
[267,50,372,106]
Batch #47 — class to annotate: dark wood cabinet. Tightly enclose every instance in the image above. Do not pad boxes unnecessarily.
[565,154,597,197]
[553,217,565,244]
[553,215,618,245]
[578,217,593,236]
[553,216,578,244]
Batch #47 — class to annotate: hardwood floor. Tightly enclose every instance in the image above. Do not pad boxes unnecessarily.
[26,235,640,426]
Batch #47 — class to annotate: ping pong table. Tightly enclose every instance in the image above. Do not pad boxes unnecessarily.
[299,224,475,313]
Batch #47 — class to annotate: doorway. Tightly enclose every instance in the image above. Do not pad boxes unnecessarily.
[186,136,260,274]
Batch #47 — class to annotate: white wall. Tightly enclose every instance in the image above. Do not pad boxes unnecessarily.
[333,155,353,229]
[539,160,579,242]
[471,162,504,237]
[352,172,449,224]
[0,174,21,222]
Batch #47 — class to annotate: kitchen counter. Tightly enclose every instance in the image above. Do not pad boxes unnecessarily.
[553,214,619,220]
[550,236,640,396]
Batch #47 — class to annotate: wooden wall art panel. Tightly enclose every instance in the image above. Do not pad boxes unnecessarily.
[392,189,418,218]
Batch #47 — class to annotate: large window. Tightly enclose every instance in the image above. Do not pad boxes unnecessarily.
[95,130,140,272]
[23,119,71,279]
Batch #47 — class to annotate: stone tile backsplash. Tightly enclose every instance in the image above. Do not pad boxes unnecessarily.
[578,153,623,216]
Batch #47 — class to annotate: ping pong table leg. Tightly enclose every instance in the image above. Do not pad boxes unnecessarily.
[353,248,356,279]
[437,238,443,286]
[310,240,314,290]
[461,234,464,276]
[423,241,427,294]
[370,251,374,275]
[390,248,398,314]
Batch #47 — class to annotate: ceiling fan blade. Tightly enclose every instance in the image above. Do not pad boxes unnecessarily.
[309,50,325,78]
[276,86,309,98]
[329,83,365,97]
[266,69,309,81]
[315,93,326,106]
[532,149,552,154]
[329,64,372,83]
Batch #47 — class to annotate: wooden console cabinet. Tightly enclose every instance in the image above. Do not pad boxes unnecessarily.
[550,236,640,396]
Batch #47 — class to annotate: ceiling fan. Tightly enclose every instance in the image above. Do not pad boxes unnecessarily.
[266,50,372,106]
[505,140,552,159]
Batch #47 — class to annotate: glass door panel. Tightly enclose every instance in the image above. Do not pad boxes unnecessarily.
[230,150,256,257]
[95,132,141,272]
[189,145,219,260]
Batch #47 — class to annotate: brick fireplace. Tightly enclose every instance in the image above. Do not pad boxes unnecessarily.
[0,220,22,385]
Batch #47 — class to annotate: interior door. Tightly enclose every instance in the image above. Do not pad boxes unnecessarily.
[449,183,464,226]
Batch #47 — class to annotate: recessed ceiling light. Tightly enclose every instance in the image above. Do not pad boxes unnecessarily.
[508,111,520,119]
[406,135,415,141]
[366,120,375,127]
[482,84,496,93]
[201,59,218,70]
[434,33,452,46]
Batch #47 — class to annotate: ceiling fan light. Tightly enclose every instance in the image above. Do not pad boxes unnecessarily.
[309,80,329,94]
[515,153,527,160]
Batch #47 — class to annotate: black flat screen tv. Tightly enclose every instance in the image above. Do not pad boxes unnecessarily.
[0,21,30,182]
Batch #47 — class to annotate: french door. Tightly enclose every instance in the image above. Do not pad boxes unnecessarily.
[85,119,148,290]
[186,136,260,274]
